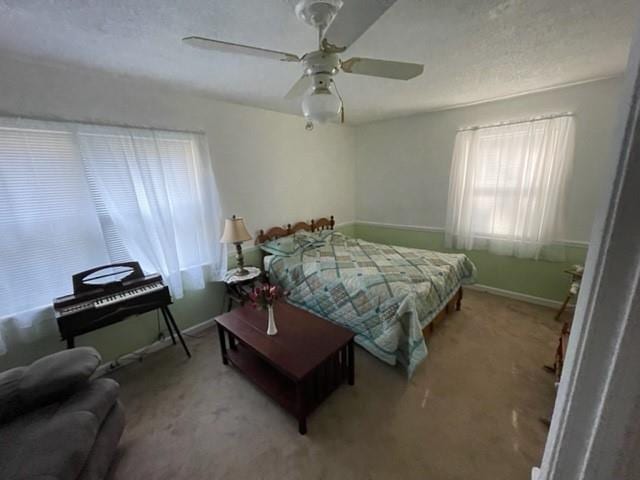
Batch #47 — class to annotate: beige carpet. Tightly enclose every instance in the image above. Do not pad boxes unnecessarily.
[105,290,560,480]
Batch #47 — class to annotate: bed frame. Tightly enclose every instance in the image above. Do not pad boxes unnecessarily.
[254,215,462,340]
[255,215,335,244]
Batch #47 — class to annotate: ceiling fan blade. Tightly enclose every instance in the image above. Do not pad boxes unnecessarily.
[285,75,312,99]
[182,36,300,62]
[322,0,397,52]
[341,57,424,80]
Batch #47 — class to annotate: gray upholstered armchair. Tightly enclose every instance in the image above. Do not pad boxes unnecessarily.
[0,347,124,480]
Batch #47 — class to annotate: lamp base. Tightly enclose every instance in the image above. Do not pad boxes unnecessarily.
[234,242,248,276]
[235,267,250,276]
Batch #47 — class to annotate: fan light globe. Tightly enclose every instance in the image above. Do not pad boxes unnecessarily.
[302,89,341,124]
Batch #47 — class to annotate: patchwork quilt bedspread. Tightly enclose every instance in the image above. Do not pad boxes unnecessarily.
[267,232,476,377]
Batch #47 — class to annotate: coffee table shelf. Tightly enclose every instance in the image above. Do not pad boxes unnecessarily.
[226,345,296,413]
[215,301,355,434]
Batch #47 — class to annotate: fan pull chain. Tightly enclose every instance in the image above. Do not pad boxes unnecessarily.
[332,79,345,124]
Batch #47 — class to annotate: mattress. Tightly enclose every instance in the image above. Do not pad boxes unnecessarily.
[266,231,477,377]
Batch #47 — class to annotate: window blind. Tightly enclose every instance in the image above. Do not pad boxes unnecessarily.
[0,123,112,316]
[0,118,226,356]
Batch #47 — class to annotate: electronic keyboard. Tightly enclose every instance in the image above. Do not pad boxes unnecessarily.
[53,262,190,357]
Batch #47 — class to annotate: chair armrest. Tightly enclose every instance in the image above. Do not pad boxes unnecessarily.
[0,347,101,424]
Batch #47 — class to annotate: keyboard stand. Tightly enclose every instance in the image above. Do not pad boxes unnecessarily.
[65,305,191,358]
[160,306,191,358]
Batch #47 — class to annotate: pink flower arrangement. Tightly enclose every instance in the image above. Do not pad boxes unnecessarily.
[248,284,284,310]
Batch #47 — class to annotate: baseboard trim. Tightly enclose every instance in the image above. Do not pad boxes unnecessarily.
[467,284,569,309]
[93,283,564,376]
[94,317,217,377]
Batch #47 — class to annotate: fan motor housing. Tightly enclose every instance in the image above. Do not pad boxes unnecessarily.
[302,50,340,76]
[309,73,333,93]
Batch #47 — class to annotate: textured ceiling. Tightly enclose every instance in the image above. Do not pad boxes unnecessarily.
[0,0,636,124]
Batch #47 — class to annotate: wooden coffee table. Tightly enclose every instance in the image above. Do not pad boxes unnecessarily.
[214,301,355,434]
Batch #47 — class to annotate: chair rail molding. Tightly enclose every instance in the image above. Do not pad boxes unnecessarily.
[539,16,640,480]
[353,220,589,247]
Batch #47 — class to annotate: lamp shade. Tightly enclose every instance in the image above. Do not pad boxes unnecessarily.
[220,216,252,243]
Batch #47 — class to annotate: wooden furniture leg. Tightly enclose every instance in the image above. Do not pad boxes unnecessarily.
[555,293,573,320]
[226,294,233,312]
[347,340,355,386]
[296,381,307,435]
[217,323,228,365]
[555,269,583,320]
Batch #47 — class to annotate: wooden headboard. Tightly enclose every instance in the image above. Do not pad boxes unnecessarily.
[255,216,335,245]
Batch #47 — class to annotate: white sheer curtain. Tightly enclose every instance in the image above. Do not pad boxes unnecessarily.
[0,117,225,355]
[76,126,227,298]
[445,115,575,259]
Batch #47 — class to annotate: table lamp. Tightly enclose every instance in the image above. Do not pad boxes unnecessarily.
[220,215,252,276]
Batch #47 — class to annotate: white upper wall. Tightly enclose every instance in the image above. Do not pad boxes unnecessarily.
[0,54,356,235]
[354,77,624,243]
[0,54,624,245]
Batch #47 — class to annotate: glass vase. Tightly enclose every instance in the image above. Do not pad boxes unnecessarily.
[266,304,278,336]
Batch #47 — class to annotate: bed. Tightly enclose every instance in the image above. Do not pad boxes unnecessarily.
[256,216,477,377]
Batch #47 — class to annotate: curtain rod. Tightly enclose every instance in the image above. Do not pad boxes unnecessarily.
[0,112,205,136]
[457,112,574,132]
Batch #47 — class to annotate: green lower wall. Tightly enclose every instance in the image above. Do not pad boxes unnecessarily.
[353,223,588,303]
[336,222,357,237]
[0,223,355,370]
[1,222,576,370]
[0,282,225,371]
[0,249,257,371]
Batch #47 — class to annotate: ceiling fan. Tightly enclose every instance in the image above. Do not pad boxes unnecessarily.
[183,0,423,130]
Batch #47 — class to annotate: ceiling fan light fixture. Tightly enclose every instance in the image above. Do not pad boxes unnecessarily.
[183,0,424,130]
[301,87,342,124]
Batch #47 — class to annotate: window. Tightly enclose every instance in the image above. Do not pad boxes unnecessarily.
[444,115,575,259]
[76,127,226,289]
[0,124,113,318]
[0,118,226,355]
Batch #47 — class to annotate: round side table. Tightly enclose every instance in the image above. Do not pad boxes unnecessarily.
[223,266,263,312]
